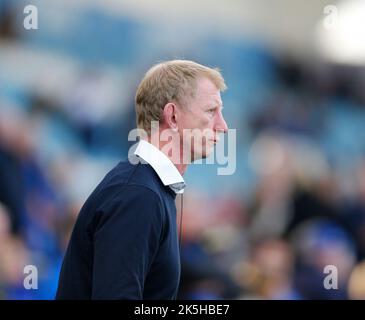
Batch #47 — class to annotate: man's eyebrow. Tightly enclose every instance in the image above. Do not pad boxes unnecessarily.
[206,103,223,109]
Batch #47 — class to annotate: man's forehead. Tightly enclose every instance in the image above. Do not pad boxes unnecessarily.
[203,93,223,106]
[196,77,220,92]
[196,84,222,101]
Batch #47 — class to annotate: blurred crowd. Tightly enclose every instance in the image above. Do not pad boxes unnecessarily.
[2,0,365,300]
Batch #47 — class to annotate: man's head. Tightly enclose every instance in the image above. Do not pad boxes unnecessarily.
[135,59,228,162]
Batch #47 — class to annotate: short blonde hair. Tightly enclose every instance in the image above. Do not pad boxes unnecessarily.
[135,59,226,134]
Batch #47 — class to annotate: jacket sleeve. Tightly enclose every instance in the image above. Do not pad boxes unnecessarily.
[91,185,164,299]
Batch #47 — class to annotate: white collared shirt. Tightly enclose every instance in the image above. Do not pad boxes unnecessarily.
[133,139,185,194]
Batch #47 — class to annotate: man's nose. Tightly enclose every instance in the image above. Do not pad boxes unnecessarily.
[215,111,228,134]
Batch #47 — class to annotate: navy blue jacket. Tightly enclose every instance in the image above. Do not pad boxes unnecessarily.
[55,159,181,299]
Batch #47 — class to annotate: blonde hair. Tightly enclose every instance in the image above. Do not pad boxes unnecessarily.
[135,59,226,134]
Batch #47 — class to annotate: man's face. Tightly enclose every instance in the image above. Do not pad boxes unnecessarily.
[177,77,228,162]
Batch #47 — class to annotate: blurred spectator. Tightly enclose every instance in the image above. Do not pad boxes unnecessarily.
[234,238,300,300]
[0,202,30,299]
[0,0,18,39]
[348,260,365,300]
[292,219,356,299]
[177,192,243,299]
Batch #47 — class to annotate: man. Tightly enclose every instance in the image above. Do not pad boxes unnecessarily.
[55,60,228,299]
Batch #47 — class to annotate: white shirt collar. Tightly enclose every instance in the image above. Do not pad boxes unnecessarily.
[133,139,185,194]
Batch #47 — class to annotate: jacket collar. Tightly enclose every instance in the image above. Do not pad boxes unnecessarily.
[133,139,185,194]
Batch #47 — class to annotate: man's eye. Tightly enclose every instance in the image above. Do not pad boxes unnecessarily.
[207,109,215,115]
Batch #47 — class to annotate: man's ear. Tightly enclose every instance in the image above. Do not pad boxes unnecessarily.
[162,102,178,131]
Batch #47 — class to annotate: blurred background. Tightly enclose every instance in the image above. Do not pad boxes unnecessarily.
[1,0,365,299]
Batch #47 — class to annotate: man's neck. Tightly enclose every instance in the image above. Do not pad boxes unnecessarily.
[147,133,188,176]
